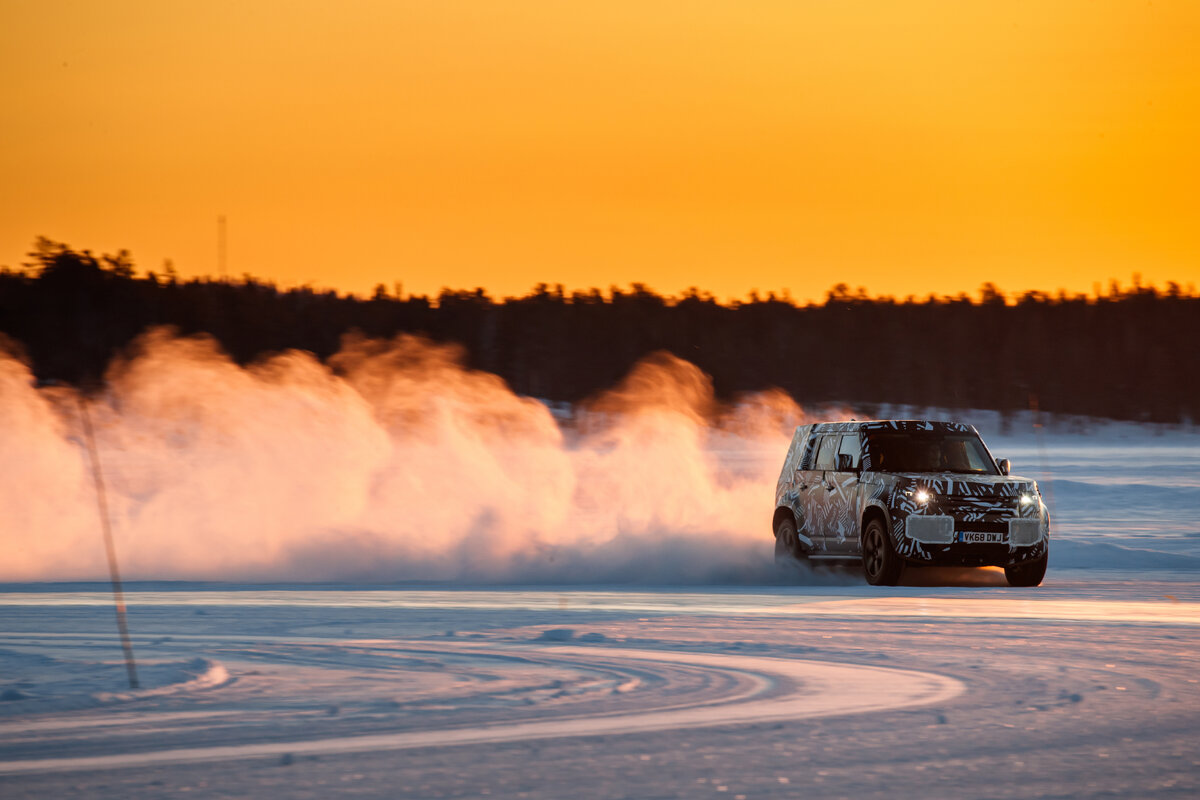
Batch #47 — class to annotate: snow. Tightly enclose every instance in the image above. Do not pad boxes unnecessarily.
[0,578,1198,797]
[1,573,1199,797]
[0,645,962,775]
[0,414,1197,796]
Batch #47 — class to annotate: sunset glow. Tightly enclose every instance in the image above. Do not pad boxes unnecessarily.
[2,0,1197,301]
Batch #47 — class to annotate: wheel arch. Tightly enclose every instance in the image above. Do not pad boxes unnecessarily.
[773,506,814,551]
[860,503,891,543]
[773,506,797,534]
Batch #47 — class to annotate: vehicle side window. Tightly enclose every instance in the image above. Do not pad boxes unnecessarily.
[837,433,861,469]
[799,435,819,469]
[814,435,839,470]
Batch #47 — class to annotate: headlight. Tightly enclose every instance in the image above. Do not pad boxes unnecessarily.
[913,488,933,505]
[1019,493,1037,507]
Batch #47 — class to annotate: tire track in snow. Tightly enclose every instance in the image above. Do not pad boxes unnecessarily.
[0,643,962,775]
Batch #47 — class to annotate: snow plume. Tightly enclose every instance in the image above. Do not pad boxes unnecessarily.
[0,329,849,583]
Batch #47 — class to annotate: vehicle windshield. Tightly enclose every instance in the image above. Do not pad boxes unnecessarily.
[864,431,999,475]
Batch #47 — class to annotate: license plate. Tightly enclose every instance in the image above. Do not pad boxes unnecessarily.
[957,531,1008,544]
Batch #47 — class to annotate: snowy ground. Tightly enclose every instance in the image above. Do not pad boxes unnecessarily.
[1,577,1199,798]
[0,414,1197,797]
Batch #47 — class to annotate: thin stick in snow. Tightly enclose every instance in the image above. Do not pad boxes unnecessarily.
[77,394,140,690]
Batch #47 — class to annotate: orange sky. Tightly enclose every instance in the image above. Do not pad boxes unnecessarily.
[2,1,1197,302]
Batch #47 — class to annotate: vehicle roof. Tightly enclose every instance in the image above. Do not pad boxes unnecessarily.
[802,420,976,435]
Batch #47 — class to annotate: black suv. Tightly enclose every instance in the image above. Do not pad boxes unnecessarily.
[773,420,1049,586]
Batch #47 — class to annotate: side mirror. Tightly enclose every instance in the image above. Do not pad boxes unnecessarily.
[836,453,856,472]
[996,458,1010,476]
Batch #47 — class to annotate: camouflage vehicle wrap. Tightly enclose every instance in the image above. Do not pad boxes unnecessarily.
[773,420,1049,584]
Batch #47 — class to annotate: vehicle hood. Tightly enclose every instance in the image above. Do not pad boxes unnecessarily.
[882,473,1037,497]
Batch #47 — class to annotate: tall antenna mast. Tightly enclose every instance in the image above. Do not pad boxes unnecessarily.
[217,214,227,279]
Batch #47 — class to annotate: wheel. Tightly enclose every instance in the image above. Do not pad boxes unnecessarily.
[774,515,803,563]
[1004,552,1047,587]
[861,517,902,586]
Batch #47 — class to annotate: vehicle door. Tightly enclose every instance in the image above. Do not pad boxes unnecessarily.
[804,434,841,550]
[822,432,864,553]
[794,433,830,550]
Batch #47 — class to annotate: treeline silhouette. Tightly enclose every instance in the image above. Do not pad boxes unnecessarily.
[2,238,1197,423]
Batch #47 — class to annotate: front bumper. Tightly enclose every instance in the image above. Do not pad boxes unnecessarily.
[908,540,1048,568]
[898,512,1049,567]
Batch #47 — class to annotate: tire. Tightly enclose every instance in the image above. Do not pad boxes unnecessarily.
[861,517,902,586]
[774,515,803,563]
[1004,552,1048,587]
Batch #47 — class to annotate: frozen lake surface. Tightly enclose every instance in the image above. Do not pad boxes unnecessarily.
[1,576,1199,798]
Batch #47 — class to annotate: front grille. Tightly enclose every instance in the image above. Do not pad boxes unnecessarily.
[941,493,1014,502]
[939,496,1014,516]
